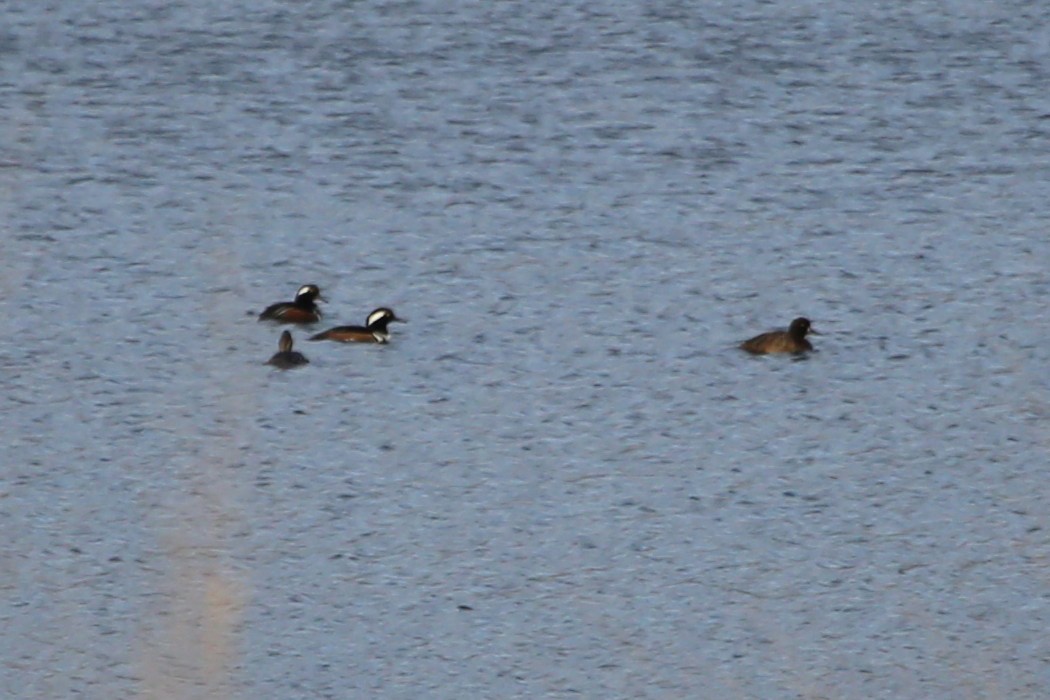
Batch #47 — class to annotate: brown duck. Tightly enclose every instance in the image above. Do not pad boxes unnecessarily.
[267,330,310,369]
[740,317,817,354]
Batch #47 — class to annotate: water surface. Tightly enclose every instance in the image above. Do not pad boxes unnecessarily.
[2,1,1048,697]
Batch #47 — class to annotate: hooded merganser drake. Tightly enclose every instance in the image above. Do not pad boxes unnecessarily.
[258,284,325,324]
[308,307,404,343]
[267,330,309,369]
[740,317,817,354]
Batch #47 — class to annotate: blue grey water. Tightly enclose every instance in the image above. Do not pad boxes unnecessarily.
[1,1,1048,697]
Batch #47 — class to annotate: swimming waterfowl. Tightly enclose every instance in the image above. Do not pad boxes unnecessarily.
[740,317,817,354]
[259,284,325,324]
[267,330,309,369]
[309,307,404,343]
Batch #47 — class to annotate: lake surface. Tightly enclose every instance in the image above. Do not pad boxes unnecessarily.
[2,1,1049,697]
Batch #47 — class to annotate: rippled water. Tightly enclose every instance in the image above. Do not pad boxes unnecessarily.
[2,1,1049,697]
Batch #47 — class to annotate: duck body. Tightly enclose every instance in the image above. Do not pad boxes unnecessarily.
[267,330,309,369]
[740,317,816,354]
[259,284,325,324]
[309,307,403,344]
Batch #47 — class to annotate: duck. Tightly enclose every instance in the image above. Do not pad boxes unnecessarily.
[267,330,309,369]
[740,317,817,354]
[309,307,404,343]
[259,284,325,324]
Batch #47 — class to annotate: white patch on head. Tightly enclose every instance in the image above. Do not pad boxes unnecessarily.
[297,285,316,298]
[366,308,392,326]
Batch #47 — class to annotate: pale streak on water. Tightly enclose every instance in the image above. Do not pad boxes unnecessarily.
[1,1,1049,698]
